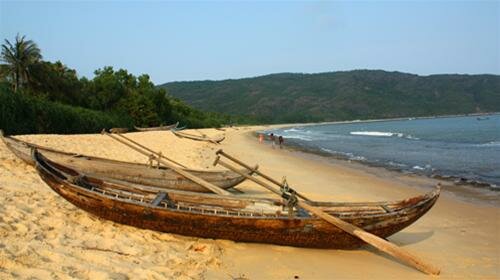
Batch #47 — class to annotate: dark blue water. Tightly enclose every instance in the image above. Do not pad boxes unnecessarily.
[266,114,500,189]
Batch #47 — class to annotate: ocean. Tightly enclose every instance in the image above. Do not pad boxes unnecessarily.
[264,114,500,190]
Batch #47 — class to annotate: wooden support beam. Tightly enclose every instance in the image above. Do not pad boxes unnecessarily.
[114,132,187,168]
[215,149,311,201]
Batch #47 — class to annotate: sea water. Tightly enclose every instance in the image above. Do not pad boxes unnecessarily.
[265,114,500,190]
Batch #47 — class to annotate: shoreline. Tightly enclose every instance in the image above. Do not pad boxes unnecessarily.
[1,127,499,279]
[209,125,500,279]
[255,119,500,206]
[251,126,500,205]
[253,130,500,207]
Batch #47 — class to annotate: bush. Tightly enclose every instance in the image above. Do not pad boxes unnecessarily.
[0,85,133,135]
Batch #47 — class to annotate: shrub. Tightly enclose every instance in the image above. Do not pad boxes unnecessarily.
[0,86,133,135]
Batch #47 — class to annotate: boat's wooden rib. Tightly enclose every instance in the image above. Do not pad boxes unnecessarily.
[134,122,179,131]
[0,131,251,192]
[34,150,440,249]
[172,130,225,144]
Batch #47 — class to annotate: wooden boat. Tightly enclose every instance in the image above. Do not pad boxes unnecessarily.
[109,127,129,134]
[172,130,225,144]
[34,149,440,249]
[0,131,252,192]
[134,122,179,131]
[172,126,186,131]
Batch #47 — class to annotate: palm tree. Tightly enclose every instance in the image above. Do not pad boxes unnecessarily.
[1,34,42,92]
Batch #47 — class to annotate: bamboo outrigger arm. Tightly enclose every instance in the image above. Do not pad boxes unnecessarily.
[215,149,312,202]
[102,130,232,196]
[113,131,187,168]
[213,150,440,276]
[102,129,185,168]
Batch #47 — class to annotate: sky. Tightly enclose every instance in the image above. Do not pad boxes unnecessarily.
[0,1,498,84]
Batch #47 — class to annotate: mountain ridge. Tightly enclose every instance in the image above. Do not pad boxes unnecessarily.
[158,70,500,123]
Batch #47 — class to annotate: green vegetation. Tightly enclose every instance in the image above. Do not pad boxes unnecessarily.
[160,70,500,123]
[0,83,133,135]
[0,35,230,135]
[0,34,42,92]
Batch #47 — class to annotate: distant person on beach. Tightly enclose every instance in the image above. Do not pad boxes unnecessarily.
[259,133,264,144]
[278,135,284,149]
[269,133,275,149]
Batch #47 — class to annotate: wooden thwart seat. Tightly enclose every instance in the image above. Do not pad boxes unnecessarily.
[381,204,393,213]
[151,191,176,208]
[151,192,167,206]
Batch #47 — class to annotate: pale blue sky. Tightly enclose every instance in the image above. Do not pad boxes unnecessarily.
[0,1,498,83]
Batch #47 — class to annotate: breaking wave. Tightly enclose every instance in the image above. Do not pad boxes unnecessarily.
[476,141,500,147]
[280,134,313,141]
[350,131,399,137]
[350,131,419,140]
[284,128,302,133]
[320,148,366,161]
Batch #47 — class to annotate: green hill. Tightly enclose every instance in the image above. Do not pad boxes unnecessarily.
[159,70,500,123]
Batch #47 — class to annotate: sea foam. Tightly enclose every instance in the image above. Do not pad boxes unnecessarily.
[350,131,395,137]
[350,131,419,140]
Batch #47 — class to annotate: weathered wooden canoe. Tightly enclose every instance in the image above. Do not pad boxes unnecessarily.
[34,150,440,249]
[134,122,179,132]
[109,127,129,134]
[172,130,225,144]
[0,131,252,192]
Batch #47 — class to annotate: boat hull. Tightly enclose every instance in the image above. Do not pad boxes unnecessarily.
[35,151,440,249]
[172,130,225,143]
[1,132,249,192]
[134,122,179,131]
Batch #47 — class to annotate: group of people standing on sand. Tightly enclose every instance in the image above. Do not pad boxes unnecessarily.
[259,133,284,149]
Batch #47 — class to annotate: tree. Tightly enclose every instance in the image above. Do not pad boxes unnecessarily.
[0,34,42,92]
[29,61,84,105]
[85,67,128,111]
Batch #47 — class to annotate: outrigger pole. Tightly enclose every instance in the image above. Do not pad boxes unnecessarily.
[213,149,440,276]
[103,129,187,168]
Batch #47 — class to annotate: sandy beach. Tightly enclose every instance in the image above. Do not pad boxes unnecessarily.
[0,127,498,279]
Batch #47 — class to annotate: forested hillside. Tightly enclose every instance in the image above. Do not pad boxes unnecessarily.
[160,70,500,123]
